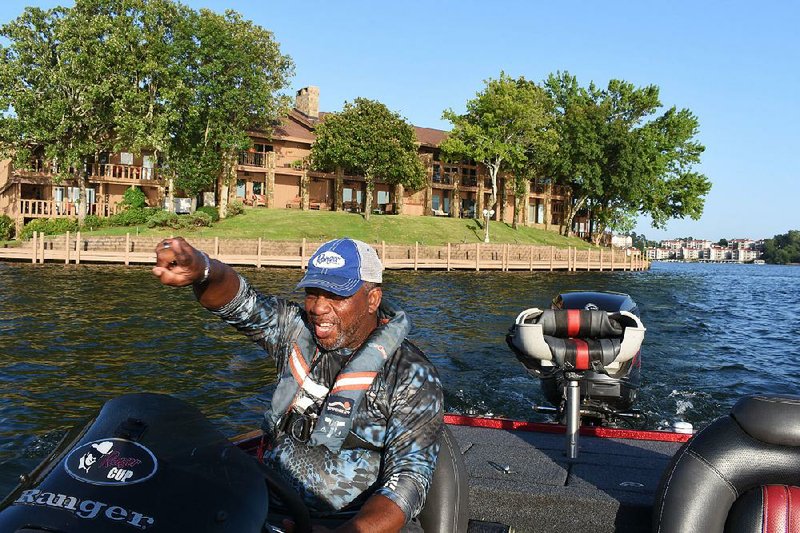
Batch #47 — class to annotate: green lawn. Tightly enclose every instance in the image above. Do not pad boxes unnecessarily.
[84,208,594,248]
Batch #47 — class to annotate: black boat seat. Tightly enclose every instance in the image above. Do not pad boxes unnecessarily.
[303,425,469,532]
[510,308,645,374]
[417,425,470,533]
[653,395,800,532]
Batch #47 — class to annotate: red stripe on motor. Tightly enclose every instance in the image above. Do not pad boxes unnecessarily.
[573,339,589,370]
[567,309,581,337]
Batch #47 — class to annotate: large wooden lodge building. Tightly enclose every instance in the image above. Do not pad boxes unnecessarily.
[0,87,576,235]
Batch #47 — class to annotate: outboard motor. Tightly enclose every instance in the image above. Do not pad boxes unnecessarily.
[0,393,272,532]
[508,291,646,458]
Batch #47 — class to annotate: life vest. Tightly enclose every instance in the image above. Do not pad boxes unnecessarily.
[266,300,411,452]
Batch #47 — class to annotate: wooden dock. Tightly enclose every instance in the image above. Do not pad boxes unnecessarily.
[0,232,649,272]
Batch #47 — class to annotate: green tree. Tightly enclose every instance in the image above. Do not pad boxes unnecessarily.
[762,230,800,264]
[717,238,728,247]
[441,73,556,239]
[0,1,133,223]
[311,98,425,221]
[170,8,293,216]
[543,72,711,241]
[0,1,292,220]
[629,231,659,252]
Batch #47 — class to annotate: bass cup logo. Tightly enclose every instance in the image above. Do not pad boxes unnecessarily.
[65,438,158,486]
[312,251,346,269]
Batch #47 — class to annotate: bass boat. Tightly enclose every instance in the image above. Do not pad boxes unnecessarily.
[2,292,799,532]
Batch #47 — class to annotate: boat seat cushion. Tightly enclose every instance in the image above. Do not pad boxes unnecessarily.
[654,395,800,532]
[417,425,469,533]
[510,309,644,372]
[725,485,800,533]
[535,309,625,338]
[732,395,800,446]
[540,337,622,370]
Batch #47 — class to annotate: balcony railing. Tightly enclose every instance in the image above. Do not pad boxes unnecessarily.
[91,163,159,182]
[19,161,160,184]
[461,177,478,188]
[19,199,120,218]
[432,174,452,185]
[238,151,269,168]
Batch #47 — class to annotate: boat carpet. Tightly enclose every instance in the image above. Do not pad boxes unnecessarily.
[449,424,684,533]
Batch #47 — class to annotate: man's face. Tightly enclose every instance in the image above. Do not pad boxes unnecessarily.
[305,285,382,351]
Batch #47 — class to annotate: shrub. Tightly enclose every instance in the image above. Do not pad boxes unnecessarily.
[0,215,14,241]
[183,211,212,228]
[81,214,106,231]
[227,200,245,218]
[146,210,180,228]
[121,187,147,209]
[109,207,152,226]
[195,205,220,222]
[20,218,78,240]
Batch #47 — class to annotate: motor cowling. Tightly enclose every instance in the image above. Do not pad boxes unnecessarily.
[0,393,269,532]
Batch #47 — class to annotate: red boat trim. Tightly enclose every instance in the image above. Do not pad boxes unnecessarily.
[443,414,692,443]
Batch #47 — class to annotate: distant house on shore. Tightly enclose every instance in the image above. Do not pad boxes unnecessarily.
[0,86,576,236]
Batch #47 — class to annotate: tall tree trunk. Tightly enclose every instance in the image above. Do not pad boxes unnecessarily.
[364,176,374,221]
[394,183,404,215]
[167,177,175,213]
[77,170,87,225]
[562,195,588,237]
[218,150,236,218]
[512,190,523,230]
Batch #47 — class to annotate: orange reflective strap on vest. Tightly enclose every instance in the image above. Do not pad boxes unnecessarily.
[331,372,379,394]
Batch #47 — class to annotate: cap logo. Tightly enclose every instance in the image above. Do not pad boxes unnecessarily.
[312,251,346,269]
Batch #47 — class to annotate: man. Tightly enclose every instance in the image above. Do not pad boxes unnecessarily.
[153,237,443,533]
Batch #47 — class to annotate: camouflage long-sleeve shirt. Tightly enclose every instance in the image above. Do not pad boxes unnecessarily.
[210,275,443,521]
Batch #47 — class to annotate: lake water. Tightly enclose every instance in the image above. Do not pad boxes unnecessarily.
[1,260,799,494]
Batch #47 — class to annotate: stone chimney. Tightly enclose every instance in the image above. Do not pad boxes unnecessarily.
[295,86,319,119]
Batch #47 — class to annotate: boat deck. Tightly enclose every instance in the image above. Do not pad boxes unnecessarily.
[450,423,685,533]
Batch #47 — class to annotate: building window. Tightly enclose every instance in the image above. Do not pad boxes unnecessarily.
[443,166,457,184]
[343,187,362,206]
[461,167,477,187]
[253,182,262,195]
[120,152,133,166]
[377,190,390,205]
[236,179,246,198]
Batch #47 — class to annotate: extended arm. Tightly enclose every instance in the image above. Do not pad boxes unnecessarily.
[152,237,239,309]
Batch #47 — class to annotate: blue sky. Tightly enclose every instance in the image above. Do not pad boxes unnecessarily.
[2,1,797,241]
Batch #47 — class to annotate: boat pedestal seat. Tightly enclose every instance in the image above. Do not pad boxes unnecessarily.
[653,395,800,532]
[304,425,469,532]
[510,308,645,377]
[417,425,470,533]
[508,308,646,458]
